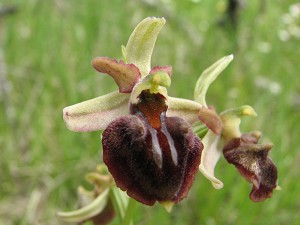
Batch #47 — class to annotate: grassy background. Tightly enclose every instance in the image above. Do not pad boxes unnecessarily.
[1,0,300,224]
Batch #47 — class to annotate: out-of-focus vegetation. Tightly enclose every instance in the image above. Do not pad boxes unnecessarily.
[1,0,300,224]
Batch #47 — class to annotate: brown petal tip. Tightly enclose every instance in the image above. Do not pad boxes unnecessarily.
[92,57,141,93]
[150,65,172,76]
[198,106,222,135]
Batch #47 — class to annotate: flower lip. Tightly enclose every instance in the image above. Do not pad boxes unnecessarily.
[131,90,171,167]
[223,132,278,202]
[102,89,203,205]
[102,112,203,205]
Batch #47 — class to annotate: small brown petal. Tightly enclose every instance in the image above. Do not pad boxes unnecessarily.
[92,57,141,93]
[198,106,222,134]
[150,65,172,76]
[223,133,278,202]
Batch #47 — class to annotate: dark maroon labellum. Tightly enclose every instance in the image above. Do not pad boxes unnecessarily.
[223,132,278,202]
[102,90,203,205]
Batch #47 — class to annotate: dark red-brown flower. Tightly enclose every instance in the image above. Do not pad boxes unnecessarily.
[102,90,203,205]
[223,132,278,202]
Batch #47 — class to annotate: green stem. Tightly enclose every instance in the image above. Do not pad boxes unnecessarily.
[122,197,137,225]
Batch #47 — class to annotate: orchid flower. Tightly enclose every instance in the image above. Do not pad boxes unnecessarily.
[62,17,279,221]
[194,58,280,201]
[57,165,116,225]
[63,17,207,207]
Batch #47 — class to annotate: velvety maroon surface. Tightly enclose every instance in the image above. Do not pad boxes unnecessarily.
[102,91,203,205]
[223,132,278,202]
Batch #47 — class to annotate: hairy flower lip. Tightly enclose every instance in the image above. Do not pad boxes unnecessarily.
[102,111,203,206]
[102,89,203,206]
[223,133,278,202]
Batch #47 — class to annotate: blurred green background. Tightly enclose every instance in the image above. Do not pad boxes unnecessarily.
[1,0,300,224]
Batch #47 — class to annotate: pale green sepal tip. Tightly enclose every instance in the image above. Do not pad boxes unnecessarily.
[194,54,234,106]
[159,201,174,213]
[56,189,109,223]
[125,17,166,77]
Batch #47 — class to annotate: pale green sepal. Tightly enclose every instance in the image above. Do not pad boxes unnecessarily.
[167,97,202,125]
[220,105,257,143]
[199,131,224,189]
[125,17,166,77]
[56,189,109,223]
[194,54,234,106]
[159,201,174,213]
[77,186,95,206]
[63,91,130,132]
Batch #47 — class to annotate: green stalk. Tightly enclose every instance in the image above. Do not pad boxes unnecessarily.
[121,198,137,225]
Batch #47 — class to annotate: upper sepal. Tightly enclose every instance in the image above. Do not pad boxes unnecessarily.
[125,17,166,76]
[92,57,141,93]
[223,132,278,202]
